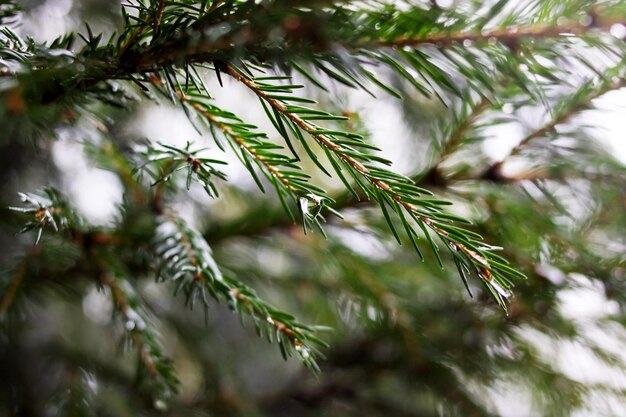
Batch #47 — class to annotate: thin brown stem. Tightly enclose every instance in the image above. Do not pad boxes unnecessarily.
[377,16,625,48]
[228,287,303,343]
[0,260,27,316]
[151,0,167,44]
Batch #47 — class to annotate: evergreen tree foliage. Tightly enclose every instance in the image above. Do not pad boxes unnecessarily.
[1,0,626,415]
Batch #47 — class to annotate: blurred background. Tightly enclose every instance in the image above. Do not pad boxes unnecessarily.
[2,1,626,416]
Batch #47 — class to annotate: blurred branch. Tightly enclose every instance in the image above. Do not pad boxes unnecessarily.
[437,97,491,163]
[479,77,626,181]
[3,5,625,110]
[100,273,161,380]
[377,15,626,48]
[0,248,37,316]
[151,0,167,43]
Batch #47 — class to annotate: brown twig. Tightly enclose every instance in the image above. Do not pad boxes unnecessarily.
[377,17,625,48]
[151,0,167,44]
[0,254,31,316]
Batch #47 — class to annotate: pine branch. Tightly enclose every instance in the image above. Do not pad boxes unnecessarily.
[166,77,337,232]
[136,140,227,197]
[2,1,624,118]
[140,68,335,228]
[181,93,303,194]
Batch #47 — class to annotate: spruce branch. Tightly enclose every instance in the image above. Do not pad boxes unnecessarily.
[136,140,228,197]
[225,65,525,309]
[154,214,328,371]
[3,1,625,116]
[100,271,179,409]
[181,93,301,193]
[171,82,337,232]
[432,96,492,165]
[376,15,626,49]
[480,75,626,181]
[8,188,78,245]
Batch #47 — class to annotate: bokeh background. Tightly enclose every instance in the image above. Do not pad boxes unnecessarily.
[2,1,626,416]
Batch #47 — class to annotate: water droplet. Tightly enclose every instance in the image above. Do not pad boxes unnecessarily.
[295,344,310,359]
[154,399,168,411]
[299,197,309,216]
[125,320,135,330]
[307,193,323,204]
[367,305,378,321]
[579,14,592,27]
[463,39,473,48]
[490,280,511,298]
[610,24,626,39]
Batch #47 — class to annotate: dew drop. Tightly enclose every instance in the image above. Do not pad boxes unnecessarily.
[295,344,310,359]
[490,280,511,299]
[579,14,592,27]
[502,103,514,114]
[610,24,626,39]
[435,0,453,9]
[154,399,168,411]
[299,197,309,216]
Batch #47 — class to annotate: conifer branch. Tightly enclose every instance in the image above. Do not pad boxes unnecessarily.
[8,188,78,244]
[438,97,491,163]
[180,93,299,193]
[154,214,327,370]
[376,16,626,48]
[100,271,178,407]
[158,73,337,231]
[226,65,524,309]
[0,252,31,316]
[151,0,167,42]
[137,140,227,198]
[481,76,626,180]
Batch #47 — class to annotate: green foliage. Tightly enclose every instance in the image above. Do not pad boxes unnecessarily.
[9,187,79,245]
[1,0,626,415]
